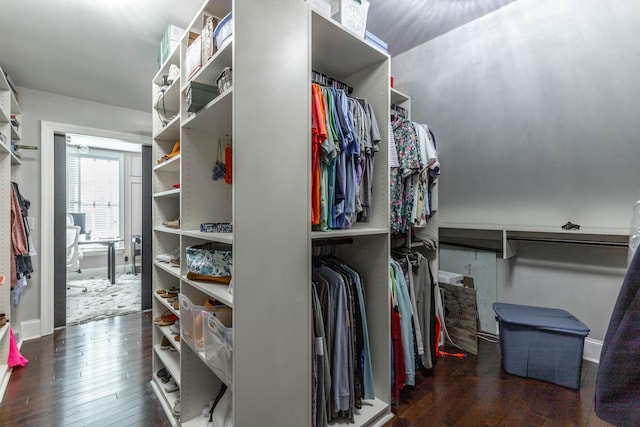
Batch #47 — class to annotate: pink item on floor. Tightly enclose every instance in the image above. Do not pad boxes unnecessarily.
[8,327,28,368]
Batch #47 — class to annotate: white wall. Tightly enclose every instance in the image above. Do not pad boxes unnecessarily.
[392,0,640,230]
[391,0,637,342]
[16,87,150,324]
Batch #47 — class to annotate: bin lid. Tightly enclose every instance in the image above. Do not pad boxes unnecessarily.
[493,302,590,336]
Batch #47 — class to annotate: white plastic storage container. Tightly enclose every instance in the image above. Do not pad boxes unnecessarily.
[202,310,233,387]
[214,12,233,49]
[179,294,230,350]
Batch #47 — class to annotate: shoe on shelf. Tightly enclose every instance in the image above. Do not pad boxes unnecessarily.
[156,251,180,264]
[153,310,171,323]
[155,313,178,326]
[169,321,181,335]
[155,368,170,384]
[161,291,178,299]
[172,393,181,416]
[163,377,179,393]
[163,216,180,229]
[161,336,171,350]
[174,334,180,342]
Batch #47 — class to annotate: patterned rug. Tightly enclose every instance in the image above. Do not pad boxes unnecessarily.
[66,273,141,325]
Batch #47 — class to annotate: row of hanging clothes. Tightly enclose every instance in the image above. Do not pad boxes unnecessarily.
[10,181,34,307]
[390,113,440,234]
[390,245,446,406]
[311,82,382,231]
[311,245,374,427]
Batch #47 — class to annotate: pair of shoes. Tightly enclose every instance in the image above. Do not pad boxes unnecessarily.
[156,250,180,264]
[172,393,181,416]
[161,336,172,350]
[163,216,180,229]
[155,368,179,393]
[156,286,179,295]
[158,140,181,164]
[161,291,178,299]
[155,311,178,326]
[169,321,181,335]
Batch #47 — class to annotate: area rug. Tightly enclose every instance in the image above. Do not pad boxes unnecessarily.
[66,273,141,325]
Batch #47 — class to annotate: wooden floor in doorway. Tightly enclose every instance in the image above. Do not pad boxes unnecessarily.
[0,312,613,426]
[0,311,170,427]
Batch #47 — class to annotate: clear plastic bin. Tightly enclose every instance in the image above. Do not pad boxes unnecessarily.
[179,294,229,350]
[202,310,233,386]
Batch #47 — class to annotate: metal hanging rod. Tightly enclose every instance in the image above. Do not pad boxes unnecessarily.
[312,237,354,247]
[508,236,628,248]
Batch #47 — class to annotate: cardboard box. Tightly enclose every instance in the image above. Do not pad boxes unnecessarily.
[331,0,370,38]
[201,15,220,62]
[186,35,202,80]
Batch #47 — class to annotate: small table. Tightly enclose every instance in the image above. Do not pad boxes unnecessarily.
[78,238,123,285]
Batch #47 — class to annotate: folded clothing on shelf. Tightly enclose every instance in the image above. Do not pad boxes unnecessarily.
[200,223,233,233]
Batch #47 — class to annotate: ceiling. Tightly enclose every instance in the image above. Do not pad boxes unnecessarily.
[0,0,515,113]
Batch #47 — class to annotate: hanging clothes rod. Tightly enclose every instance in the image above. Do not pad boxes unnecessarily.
[440,240,502,254]
[312,237,354,247]
[508,236,628,248]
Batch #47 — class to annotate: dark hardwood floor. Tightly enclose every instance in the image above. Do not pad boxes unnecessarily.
[0,312,170,427]
[386,339,613,427]
[0,312,612,426]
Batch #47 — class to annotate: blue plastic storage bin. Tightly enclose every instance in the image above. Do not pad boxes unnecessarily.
[493,302,590,389]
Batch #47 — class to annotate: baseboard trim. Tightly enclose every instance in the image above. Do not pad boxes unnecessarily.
[21,319,42,341]
[584,338,602,364]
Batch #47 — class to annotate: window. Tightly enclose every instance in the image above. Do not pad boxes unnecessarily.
[67,148,124,240]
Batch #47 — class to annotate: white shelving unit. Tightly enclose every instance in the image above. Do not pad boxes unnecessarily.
[0,66,23,399]
[152,1,392,425]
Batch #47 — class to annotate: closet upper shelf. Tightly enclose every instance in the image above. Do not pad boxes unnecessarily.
[153,188,180,198]
[183,276,233,308]
[154,155,180,173]
[154,225,181,235]
[440,223,629,259]
[311,11,388,80]
[182,230,233,245]
[182,88,232,132]
[311,226,388,239]
[153,115,180,142]
[390,88,410,105]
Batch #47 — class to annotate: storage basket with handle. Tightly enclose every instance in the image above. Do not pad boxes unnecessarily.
[186,243,232,284]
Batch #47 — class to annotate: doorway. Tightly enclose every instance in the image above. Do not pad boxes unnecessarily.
[50,128,152,328]
[62,133,142,324]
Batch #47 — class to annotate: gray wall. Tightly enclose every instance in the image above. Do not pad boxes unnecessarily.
[16,87,150,324]
[392,0,640,230]
[391,0,637,342]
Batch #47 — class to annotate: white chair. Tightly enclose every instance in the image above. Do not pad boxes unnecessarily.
[66,225,83,273]
[66,224,87,292]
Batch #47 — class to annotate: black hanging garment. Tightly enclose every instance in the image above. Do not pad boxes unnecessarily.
[595,248,640,425]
